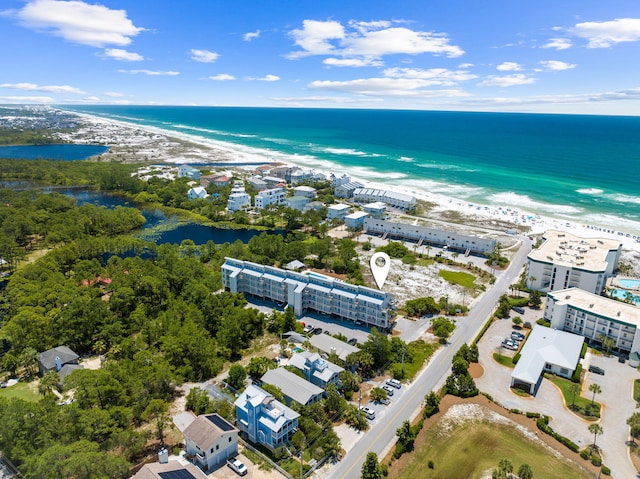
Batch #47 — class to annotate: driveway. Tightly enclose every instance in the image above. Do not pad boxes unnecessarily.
[583,352,639,479]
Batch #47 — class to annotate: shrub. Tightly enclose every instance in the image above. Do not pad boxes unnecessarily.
[536,318,551,327]
[580,449,590,460]
[601,465,611,476]
[571,364,582,383]
[509,408,522,415]
[591,456,602,467]
[428,460,435,469]
[580,342,588,359]
[481,392,494,402]
[473,317,494,345]
[512,352,521,364]
[525,411,540,419]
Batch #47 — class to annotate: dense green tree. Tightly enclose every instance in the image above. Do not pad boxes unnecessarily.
[432,317,456,343]
[185,387,212,415]
[227,364,247,391]
[529,290,542,308]
[628,412,640,444]
[246,356,277,379]
[361,452,384,479]
[518,463,533,479]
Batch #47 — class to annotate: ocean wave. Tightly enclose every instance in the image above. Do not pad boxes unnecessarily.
[323,147,381,157]
[415,162,475,172]
[487,192,584,215]
[610,193,640,205]
[398,156,415,163]
[576,188,604,195]
[172,124,256,138]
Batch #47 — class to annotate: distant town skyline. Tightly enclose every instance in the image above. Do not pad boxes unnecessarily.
[1,0,640,114]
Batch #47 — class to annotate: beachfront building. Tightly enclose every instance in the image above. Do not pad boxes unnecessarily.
[526,230,622,294]
[254,188,286,210]
[363,202,387,219]
[327,203,351,221]
[288,352,343,388]
[234,384,299,449]
[178,166,202,181]
[183,414,238,471]
[510,326,584,395]
[334,181,364,198]
[344,211,369,229]
[363,218,497,256]
[293,186,317,198]
[545,287,640,354]
[284,195,309,211]
[261,368,324,406]
[248,176,268,191]
[187,186,209,200]
[227,192,251,212]
[221,258,396,329]
[352,188,417,211]
[330,173,351,187]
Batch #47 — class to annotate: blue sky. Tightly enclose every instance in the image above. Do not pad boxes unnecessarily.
[1,0,640,114]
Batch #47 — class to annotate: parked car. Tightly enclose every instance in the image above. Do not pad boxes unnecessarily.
[313,327,323,335]
[378,397,390,405]
[382,385,395,396]
[360,407,376,420]
[511,306,525,314]
[523,321,532,329]
[347,338,358,346]
[501,339,519,351]
[227,459,248,476]
[386,378,402,389]
[303,324,314,333]
[588,365,605,375]
[511,331,525,342]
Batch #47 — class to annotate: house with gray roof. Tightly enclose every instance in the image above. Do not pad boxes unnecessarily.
[133,461,207,479]
[261,368,324,406]
[183,413,238,471]
[511,326,584,395]
[235,384,299,449]
[308,334,359,361]
[288,352,343,388]
[37,346,79,375]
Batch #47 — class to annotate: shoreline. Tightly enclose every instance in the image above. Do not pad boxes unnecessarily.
[56,109,640,253]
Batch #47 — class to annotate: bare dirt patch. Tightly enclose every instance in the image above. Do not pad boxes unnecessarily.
[468,362,484,379]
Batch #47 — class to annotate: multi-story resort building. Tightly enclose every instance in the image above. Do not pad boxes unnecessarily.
[526,230,622,294]
[545,287,640,354]
[235,385,299,449]
[222,258,396,330]
[352,188,416,211]
[254,187,286,210]
[363,218,497,255]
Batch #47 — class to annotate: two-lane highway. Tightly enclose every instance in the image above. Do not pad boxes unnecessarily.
[325,236,532,479]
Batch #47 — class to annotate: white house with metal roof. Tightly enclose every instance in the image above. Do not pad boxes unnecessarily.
[510,326,584,395]
[261,368,324,406]
[234,384,299,449]
[526,230,621,294]
[327,203,351,221]
[308,334,359,361]
[288,352,343,388]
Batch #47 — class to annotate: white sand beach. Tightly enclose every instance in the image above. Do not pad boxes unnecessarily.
[58,110,640,254]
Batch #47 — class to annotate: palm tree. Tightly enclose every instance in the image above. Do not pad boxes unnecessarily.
[627,412,640,445]
[589,383,602,404]
[425,244,431,258]
[588,423,603,450]
[569,382,580,408]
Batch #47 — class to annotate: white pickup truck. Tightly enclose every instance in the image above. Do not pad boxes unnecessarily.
[227,458,248,476]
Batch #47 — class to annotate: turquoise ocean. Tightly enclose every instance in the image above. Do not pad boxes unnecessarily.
[65,106,640,235]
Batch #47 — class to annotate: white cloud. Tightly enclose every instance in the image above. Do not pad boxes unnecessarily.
[288,20,345,58]
[288,19,464,62]
[209,74,235,81]
[243,30,261,41]
[103,91,124,97]
[258,74,280,82]
[0,82,85,94]
[272,95,383,104]
[308,77,469,98]
[190,49,219,63]
[478,74,536,87]
[323,57,382,67]
[496,62,522,71]
[458,63,474,68]
[542,38,572,50]
[118,69,179,76]
[538,60,576,71]
[104,48,144,61]
[12,0,143,47]
[572,18,640,48]
[383,67,477,85]
[0,95,55,103]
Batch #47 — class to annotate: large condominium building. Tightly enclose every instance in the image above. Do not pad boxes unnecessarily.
[254,187,286,210]
[222,258,396,330]
[526,230,622,294]
[352,188,417,210]
[363,218,497,255]
[545,287,640,354]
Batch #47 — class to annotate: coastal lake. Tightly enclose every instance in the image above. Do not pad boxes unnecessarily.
[0,144,109,160]
[65,189,280,245]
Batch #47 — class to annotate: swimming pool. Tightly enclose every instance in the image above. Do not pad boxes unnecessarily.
[293,347,305,353]
[617,278,640,289]
[610,288,640,305]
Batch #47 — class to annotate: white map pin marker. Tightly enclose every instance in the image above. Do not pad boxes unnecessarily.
[370,252,391,289]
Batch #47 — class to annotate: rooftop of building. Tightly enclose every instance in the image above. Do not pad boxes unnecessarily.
[548,287,640,326]
[528,230,621,272]
[261,368,324,405]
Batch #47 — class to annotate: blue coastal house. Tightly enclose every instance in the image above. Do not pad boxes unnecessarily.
[234,385,299,449]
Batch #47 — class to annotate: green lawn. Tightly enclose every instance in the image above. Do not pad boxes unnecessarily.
[394,412,590,479]
[392,340,437,380]
[633,379,640,402]
[492,353,515,368]
[546,375,600,420]
[438,270,476,288]
[0,381,41,402]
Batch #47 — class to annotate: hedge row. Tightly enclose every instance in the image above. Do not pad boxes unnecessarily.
[536,416,580,452]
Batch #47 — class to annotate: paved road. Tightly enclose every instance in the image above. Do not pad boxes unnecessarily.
[324,236,533,479]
